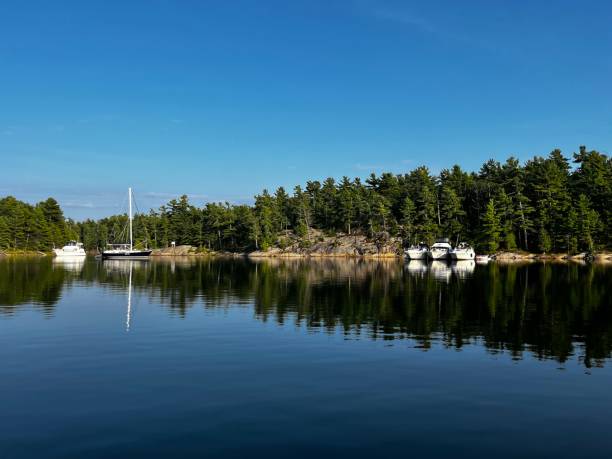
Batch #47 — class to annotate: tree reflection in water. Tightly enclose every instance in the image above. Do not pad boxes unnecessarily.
[1,257,611,367]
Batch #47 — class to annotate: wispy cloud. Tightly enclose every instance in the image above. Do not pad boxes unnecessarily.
[63,201,95,209]
[1,125,24,135]
[366,2,495,51]
[354,163,388,171]
[372,7,436,34]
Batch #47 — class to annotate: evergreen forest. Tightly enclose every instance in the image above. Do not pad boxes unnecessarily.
[1,146,610,254]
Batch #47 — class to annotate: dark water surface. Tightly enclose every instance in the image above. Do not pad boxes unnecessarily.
[1,257,611,458]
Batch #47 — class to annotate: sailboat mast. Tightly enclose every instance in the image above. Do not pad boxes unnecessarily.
[128,187,133,251]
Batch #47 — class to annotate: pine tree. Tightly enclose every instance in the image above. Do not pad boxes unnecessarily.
[399,197,416,245]
[576,194,600,252]
[537,206,553,253]
[566,208,579,254]
[254,190,277,249]
[440,185,465,242]
[369,193,392,233]
[274,187,290,232]
[572,146,612,247]
[319,178,337,230]
[409,167,438,244]
[481,199,501,253]
[291,185,312,241]
[337,177,356,235]
[496,190,517,250]
[0,216,10,249]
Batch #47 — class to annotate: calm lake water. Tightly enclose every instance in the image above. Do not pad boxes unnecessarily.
[1,257,611,458]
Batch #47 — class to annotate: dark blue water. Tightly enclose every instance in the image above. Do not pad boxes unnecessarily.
[1,258,611,458]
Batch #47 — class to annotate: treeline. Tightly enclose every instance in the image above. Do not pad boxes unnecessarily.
[1,146,610,254]
[0,196,77,251]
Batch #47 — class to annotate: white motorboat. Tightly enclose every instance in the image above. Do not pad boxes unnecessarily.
[450,242,475,260]
[428,238,452,260]
[53,241,86,258]
[405,243,429,260]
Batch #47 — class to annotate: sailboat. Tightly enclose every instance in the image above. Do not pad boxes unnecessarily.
[101,188,152,260]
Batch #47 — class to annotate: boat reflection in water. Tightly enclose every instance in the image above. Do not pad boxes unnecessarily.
[102,259,143,331]
[451,260,476,279]
[52,256,86,273]
[1,258,611,369]
[405,260,428,277]
[429,260,453,282]
[405,259,476,282]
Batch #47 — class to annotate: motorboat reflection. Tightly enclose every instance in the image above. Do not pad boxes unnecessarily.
[405,260,428,277]
[52,256,85,273]
[430,260,452,282]
[451,260,476,279]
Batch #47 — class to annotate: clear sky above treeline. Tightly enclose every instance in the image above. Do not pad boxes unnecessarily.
[1,0,610,219]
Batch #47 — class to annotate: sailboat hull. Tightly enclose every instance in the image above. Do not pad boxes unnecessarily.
[101,250,153,260]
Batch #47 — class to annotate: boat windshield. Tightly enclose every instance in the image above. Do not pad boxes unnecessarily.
[106,244,132,250]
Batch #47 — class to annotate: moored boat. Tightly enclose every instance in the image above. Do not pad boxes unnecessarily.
[428,238,452,260]
[405,242,429,260]
[102,245,152,260]
[450,242,475,260]
[53,241,86,258]
[101,188,152,260]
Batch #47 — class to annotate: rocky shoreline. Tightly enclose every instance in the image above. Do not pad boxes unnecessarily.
[3,236,610,263]
[1,250,609,263]
[147,234,612,263]
[151,232,404,259]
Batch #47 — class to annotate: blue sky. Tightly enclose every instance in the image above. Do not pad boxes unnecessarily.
[1,0,611,218]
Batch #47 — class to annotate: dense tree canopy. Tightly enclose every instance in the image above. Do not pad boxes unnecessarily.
[0,196,76,251]
[1,147,610,253]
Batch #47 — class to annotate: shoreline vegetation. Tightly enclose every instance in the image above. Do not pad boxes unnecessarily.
[1,146,611,260]
[3,246,611,264]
